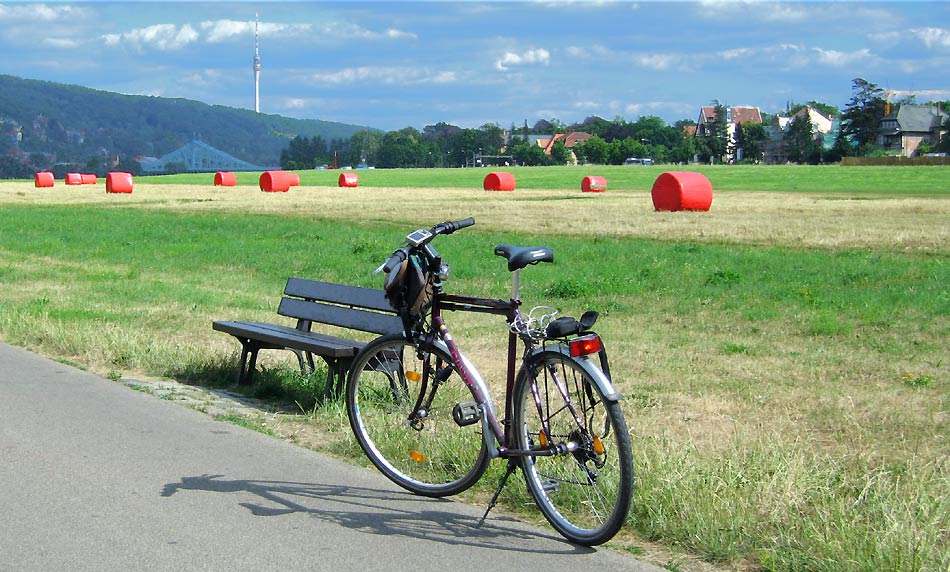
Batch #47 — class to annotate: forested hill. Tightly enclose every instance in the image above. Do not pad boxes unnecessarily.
[0,74,372,170]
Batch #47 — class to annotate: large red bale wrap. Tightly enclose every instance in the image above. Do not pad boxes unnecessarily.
[651,171,713,211]
[259,170,299,192]
[483,171,516,191]
[581,175,607,193]
[214,171,237,186]
[34,172,55,188]
[65,173,83,185]
[106,172,133,194]
[338,172,359,187]
[80,173,97,185]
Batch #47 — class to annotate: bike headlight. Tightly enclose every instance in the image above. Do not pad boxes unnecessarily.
[437,263,451,281]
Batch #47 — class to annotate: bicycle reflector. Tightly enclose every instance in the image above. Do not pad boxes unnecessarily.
[569,334,602,357]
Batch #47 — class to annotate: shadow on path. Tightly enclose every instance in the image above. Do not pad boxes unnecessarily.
[162,474,592,555]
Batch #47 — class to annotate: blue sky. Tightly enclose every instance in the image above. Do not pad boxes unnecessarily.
[1,1,948,131]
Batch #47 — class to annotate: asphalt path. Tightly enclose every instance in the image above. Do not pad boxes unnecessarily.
[0,342,664,571]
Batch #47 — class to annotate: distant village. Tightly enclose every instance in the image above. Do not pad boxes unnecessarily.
[2,90,947,177]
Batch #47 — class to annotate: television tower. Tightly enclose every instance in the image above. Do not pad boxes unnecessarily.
[253,13,261,113]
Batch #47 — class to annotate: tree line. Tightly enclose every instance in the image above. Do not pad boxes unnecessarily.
[280,78,950,170]
[3,75,948,178]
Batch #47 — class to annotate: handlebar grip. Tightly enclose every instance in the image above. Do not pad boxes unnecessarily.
[382,248,408,273]
[437,217,475,235]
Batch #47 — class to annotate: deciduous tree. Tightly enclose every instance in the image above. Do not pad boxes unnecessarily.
[839,77,885,153]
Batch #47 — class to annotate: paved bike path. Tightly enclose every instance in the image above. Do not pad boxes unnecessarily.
[0,342,665,572]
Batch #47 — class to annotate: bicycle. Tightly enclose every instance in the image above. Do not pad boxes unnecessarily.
[345,217,633,546]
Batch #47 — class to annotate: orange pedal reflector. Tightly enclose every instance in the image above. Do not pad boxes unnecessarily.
[539,430,548,447]
[409,450,426,463]
[406,371,421,382]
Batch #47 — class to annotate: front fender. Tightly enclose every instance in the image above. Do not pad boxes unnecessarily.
[430,339,498,419]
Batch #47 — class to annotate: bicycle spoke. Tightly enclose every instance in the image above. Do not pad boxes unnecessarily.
[513,351,634,546]
[346,334,490,497]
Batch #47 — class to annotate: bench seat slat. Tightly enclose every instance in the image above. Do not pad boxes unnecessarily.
[214,279,402,392]
[213,320,364,358]
[284,277,394,313]
[277,297,403,336]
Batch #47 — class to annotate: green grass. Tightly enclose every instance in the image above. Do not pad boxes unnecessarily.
[140,164,950,195]
[0,189,947,572]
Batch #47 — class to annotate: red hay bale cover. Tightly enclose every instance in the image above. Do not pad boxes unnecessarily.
[651,171,713,212]
[259,170,299,192]
[65,173,83,185]
[338,172,359,187]
[106,172,134,194]
[581,176,607,193]
[214,171,237,186]
[34,172,55,187]
[80,174,97,185]
[483,171,516,191]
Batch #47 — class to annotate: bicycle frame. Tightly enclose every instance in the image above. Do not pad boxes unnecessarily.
[429,290,515,450]
[423,269,603,460]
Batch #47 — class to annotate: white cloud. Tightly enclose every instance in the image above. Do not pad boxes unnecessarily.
[41,37,80,49]
[0,3,86,21]
[720,47,756,60]
[102,24,199,52]
[811,47,873,67]
[910,27,950,49]
[566,45,611,59]
[384,28,417,40]
[317,22,416,41]
[635,53,687,71]
[495,48,550,71]
[309,66,456,86]
[697,0,809,23]
[200,19,312,43]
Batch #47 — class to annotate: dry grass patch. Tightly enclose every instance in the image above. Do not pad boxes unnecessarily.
[4,182,949,251]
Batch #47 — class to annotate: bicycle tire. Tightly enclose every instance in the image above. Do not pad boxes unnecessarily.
[346,333,491,497]
[512,350,634,546]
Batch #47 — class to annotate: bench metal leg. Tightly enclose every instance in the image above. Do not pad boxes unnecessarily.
[239,342,261,385]
[320,358,352,400]
[236,338,283,385]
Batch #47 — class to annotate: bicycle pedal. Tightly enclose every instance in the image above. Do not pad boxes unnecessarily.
[452,401,481,427]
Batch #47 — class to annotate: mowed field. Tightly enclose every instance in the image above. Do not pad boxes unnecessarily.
[1,165,947,572]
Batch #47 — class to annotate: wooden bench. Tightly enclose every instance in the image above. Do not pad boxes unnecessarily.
[213,277,403,398]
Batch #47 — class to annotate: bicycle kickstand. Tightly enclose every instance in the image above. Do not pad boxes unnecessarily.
[476,458,519,528]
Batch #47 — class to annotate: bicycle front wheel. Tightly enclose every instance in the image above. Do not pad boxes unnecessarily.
[346,334,490,497]
[512,350,634,546]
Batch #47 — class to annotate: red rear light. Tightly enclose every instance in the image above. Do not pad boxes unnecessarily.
[569,334,601,357]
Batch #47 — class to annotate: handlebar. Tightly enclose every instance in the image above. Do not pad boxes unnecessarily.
[376,217,475,274]
[433,217,475,236]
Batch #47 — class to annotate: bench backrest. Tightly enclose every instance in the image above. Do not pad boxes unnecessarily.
[277,277,403,336]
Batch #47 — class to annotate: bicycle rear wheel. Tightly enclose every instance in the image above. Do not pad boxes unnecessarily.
[346,334,490,497]
[512,350,634,546]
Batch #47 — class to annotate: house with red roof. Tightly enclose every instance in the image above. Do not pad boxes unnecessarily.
[534,131,592,163]
[695,105,763,162]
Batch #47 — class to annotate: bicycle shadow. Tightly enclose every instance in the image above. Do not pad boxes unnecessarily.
[161,474,593,555]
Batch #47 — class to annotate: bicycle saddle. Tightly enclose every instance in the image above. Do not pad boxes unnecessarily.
[494,244,554,272]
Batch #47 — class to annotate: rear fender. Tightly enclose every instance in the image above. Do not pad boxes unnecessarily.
[524,344,622,403]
